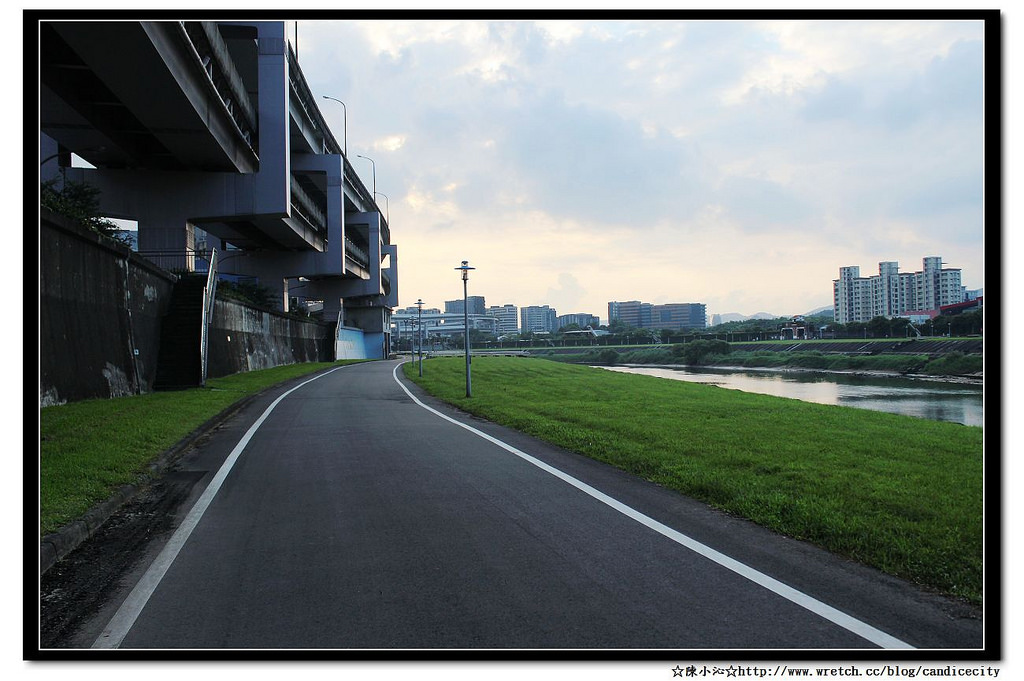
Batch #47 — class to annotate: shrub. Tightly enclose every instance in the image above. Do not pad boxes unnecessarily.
[681,339,732,365]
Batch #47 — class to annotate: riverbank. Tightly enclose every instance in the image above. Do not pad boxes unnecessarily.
[404,356,984,605]
[531,343,983,380]
[617,362,985,386]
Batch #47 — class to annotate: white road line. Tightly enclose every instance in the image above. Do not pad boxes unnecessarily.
[92,365,352,649]
[392,363,915,650]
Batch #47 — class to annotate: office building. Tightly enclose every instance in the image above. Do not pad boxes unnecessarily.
[608,300,706,331]
[556,313,600,329]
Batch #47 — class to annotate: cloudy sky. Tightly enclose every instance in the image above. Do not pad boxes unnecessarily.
[293,15,986,322]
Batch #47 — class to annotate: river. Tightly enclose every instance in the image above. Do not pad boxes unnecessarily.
[598,365,984,427]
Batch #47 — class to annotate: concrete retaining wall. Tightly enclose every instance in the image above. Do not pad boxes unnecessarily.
[207,299,335,378]
[39,208,176,405]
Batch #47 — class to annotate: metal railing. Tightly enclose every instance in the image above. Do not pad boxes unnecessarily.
[345,237,369,268]
[200,248,219,386]
[290,174,327,234]
[179,22,258,151]
[136,247,214,274]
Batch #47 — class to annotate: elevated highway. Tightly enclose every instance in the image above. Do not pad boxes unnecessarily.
[39,19,397,356]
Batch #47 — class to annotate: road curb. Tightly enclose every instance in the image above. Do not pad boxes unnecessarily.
[39,393,260,576]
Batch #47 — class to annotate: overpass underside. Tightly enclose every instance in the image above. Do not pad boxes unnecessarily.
[39,19,397,357]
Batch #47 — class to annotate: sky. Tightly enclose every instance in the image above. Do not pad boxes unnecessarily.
[289,15,988,323]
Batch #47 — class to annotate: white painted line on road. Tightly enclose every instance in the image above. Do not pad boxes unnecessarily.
[392,363,915,650]
[92,365,353,649]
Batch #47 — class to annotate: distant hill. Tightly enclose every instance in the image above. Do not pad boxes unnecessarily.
[713,312,778,324]
[710,307,833,326]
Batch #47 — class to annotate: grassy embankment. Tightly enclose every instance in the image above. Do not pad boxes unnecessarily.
[533,345,983,376]
[404,356,984,605]
[39,360,365,537]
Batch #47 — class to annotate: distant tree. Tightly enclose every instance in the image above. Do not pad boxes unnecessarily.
[679,339,731,365]
[607,319,633,334]
[864,316,885,338]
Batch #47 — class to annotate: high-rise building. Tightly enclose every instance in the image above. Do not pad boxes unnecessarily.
[487,304,519,335]
[520,305,558,333]
[832,257,964,324]
[445,295,487,316]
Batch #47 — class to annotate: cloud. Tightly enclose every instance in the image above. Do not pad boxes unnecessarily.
[801,76,864,122]
[296,18,986,316]
[545,272,587,313]
[716,175,812,228]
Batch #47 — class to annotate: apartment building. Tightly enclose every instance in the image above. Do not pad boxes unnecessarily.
[520,305,558,334]
[487,304,520,335]
[832,257,965,324]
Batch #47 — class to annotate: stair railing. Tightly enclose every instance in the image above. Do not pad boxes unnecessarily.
[200,248,219,386]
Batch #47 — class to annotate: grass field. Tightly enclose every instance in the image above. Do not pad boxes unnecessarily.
[38,361,364,537]
[404,356,985,604]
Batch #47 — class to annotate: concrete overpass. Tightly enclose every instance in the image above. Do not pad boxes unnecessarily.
[39,20,397,357]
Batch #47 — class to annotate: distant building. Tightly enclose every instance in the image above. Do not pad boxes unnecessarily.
[649,303,707,331]
[487,304,520,335]
[556,313,600,329]
[608,300,706,331]
[445,295,487,316]
[392,308,497,342]
[608,301,650,328]
[521,305,558,334]
[832,257,965,324]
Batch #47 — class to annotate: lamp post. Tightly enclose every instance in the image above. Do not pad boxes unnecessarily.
[454,260,475,397]
[356,154,376,198]
[375,192,390,224]
[416,298,424,377]
[320,96,347,157]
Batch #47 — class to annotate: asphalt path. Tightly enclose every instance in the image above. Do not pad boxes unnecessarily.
[75,359,981,650]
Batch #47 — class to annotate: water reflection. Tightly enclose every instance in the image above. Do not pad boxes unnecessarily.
[599,365,984,427]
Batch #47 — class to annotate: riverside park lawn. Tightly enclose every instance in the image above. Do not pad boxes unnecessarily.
[404,355,984,605]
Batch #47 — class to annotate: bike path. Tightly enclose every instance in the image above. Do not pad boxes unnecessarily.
[91,360,981,650]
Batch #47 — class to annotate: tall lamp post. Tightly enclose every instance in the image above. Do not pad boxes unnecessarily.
[455,260,475,397]
[356,154,376,198]
[375,192,390,224]
[416,298,424,377]
[320,96,347,157]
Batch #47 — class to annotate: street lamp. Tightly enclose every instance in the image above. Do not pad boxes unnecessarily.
[320,96,347,157]
[356,154,376,198]
[375,192,390,224]
[416,298,424,377]
[454,260,475,397]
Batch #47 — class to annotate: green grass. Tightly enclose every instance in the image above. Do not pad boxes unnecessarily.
[538,346,983,376]
[38,361,366,536]
[404,356,984,604]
